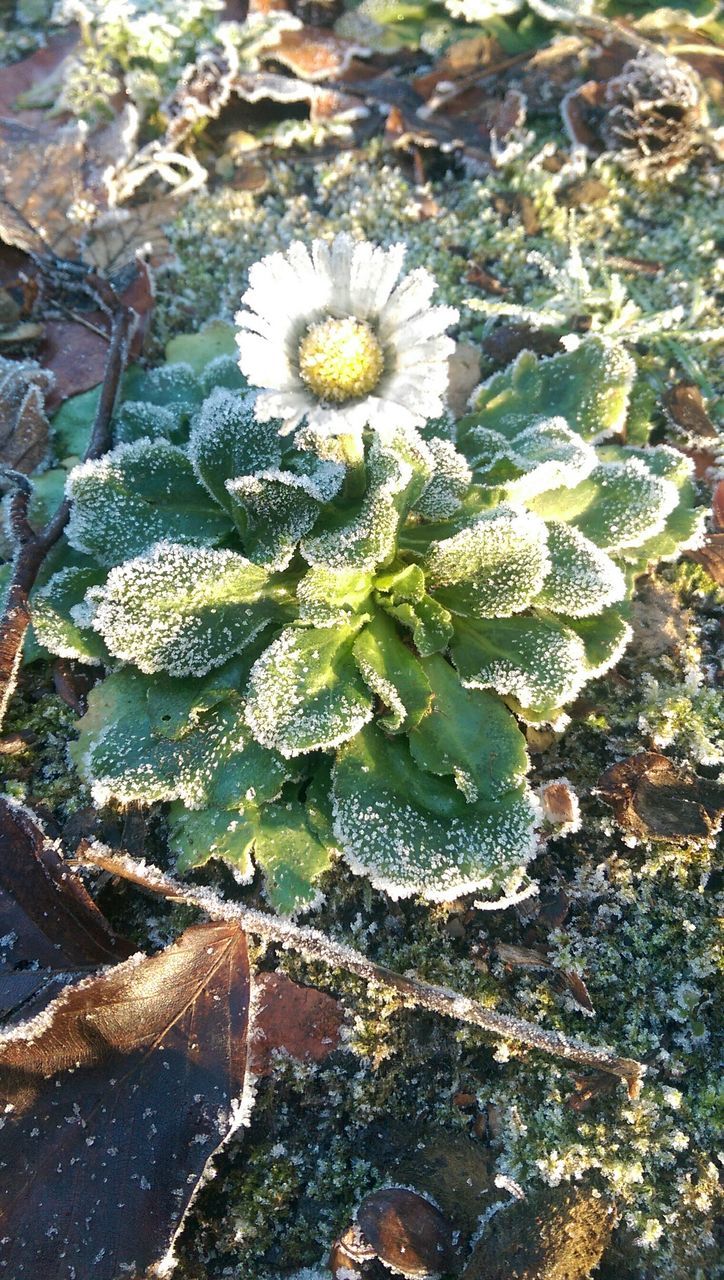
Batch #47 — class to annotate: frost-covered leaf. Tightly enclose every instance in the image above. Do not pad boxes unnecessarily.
[145,656,249,741]
[72,668,288,808]
[413,437,472,519]
[245,624,374,757]
[301,432,430,570]
[408,655,529,802]
[188,388,281,512]
[251,799,334,914]
[532,522,626,617]
[375,564,453,656]
[465,418,597,501]
[463,338,635,444]
[84,542,283,678]
[528,458,679,552]
[114,399,187,446]
[32,563,109,664]
[332,723,536,902]
[0,353,52,473]
[427,507,550,618]
[171,794,334,915]
[170,804,258,879]
[123,360,202,413]
[565,608,632,679]
[352,612,432,732]
[298,566,374,628]
[66,438,232,566]
[226,471,324,571]
[0,920,251,1280]
[451,614,590,723]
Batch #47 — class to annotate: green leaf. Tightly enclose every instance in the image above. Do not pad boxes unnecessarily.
[170,804,257,879]
[301,433,430,571]
[71,668,288,808]
[427,507,550,618]
[114,401,187,447]
[527,459,679,552]
[51,385,100,461]
[410,654,528,801]
[170,792,334,914]
[379,593,453,657]
[462,338,635,443]
[66,438,232,566]
[165,321,238,374]
[226,472,323,571]
[145,656,248,740]
[252,799,334,914]
[298,566,374,627]
[245,623,374,757]
[564,608,632,678]
[532,521,626,617]
[87,542,282,676]
[451,614,590,723]
[125,361,202,411]
[413,437,471,519]
[332,723,537,901]
[353,612,432,732]
[464,418,596,501]
[32,564,109,664]
[188,388,281,512]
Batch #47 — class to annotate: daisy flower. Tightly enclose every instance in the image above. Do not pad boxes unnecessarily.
[235,233,459,439]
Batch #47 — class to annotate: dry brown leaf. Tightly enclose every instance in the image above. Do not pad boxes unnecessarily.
[446,340,481,418]
[0,921,252,1280]
[268,28,370,82]
[250,970,343,1075]
[0,353,52,471]
[598,751,724,840]
[663,380,718,438]
[0,118,91,259]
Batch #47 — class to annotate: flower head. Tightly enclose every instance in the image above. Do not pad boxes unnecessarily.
[235,233,458,438]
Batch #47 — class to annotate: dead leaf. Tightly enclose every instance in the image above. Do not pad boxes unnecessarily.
[630,576,691,660]
[495,942,593,1015]
[561,80,606,152]
[686,532,724,587]
[598,751,724,840]
[559,176,610,208]
[0,797,132,1022]
[250,971,343,1075]
[0,118,91,259]
[446,340,481,417]
[0,920,252,1280]
[663,381,718,439]
[466,263,508,294]
[482,323,561,367]
[267,28,370,82]
[0,33,78,124]
[0,352,52,471]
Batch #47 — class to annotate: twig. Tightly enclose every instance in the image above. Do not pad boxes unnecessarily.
[75,844,647,1098]
[0,305,132,726]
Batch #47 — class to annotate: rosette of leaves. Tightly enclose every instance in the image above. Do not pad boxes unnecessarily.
[30,329,701,913]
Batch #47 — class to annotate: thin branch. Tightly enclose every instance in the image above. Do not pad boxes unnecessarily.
[75,844,647,1098]
[0,304,132,726]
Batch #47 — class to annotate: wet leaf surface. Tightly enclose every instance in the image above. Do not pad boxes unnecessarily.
[598,751,724,840]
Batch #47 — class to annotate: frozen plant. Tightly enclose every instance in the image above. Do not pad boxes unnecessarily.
[28,240,702,915]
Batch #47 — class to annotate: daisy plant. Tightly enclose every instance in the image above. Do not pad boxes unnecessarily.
[27,236,702,914]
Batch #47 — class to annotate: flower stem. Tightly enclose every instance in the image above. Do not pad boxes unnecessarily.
[338,432,367,502]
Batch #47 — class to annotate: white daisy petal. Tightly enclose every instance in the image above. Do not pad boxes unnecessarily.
[235,235,456,439]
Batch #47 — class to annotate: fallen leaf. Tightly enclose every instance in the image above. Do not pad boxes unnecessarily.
[482,323,561,366]
[446,340,481,417]
[0,920,252,1280]
[598,751,724,840]
[630,576,691,661]
[663,381,718,439]
[268,28,370,82]
[496,940,593,1015]
[250,970,343,1075]
[0,118,91,259]
[0,33,78,124]
[0,353,52,471]
[0,797,132,1022]
[686,532,724,587]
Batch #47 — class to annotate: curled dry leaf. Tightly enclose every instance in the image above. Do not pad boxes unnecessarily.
[0,354,52,472]
[495,942,593,1016]
[0,796,132,1022]
[598,751,724,840]
[663,381,718,439]
[268,27,371,82]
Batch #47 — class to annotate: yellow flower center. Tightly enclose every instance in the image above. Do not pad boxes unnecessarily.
[297,316,384,404]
